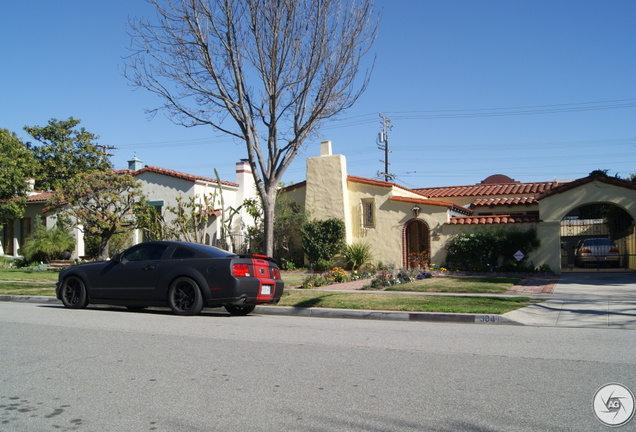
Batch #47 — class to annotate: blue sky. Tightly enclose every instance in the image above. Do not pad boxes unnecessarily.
[2,0,635,188]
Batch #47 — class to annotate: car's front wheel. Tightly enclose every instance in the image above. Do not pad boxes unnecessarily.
[225,305,256,316]
[168,277,203,316]
[59,276,89,309]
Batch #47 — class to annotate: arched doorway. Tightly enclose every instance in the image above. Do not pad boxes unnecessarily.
[560,203,635,272]
[404,219,430,268]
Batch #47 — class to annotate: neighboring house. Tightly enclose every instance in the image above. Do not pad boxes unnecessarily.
[285,141,636,274]
[0,158,258,260]
[0,184,85,259]
[127,156,258,252]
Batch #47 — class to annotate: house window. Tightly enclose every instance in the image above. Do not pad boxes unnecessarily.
[362,199,375,228]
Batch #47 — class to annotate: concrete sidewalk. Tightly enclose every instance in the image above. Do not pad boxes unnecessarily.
[503,272,636,329]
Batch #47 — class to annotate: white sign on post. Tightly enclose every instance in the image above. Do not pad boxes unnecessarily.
[513,250,525,261]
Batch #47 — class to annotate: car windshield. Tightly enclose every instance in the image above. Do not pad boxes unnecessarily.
[177,242,236,258]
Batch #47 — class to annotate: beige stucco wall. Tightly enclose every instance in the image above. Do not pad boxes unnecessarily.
[300,148,452,267]
[345,181,450,267]
[305,153,352,241]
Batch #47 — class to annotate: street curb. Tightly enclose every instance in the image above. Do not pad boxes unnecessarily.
[0,295,524,325]
[254,305,525,325]
[0,295,61,304]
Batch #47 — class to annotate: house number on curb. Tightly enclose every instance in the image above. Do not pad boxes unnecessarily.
[475,315,500,324]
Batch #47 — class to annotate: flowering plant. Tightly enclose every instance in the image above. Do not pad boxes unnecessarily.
[408,251,428,262]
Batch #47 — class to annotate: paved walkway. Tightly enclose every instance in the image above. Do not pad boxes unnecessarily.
[503,273,636,329]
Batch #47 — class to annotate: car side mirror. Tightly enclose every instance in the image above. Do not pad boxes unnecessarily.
[111,253,124,263]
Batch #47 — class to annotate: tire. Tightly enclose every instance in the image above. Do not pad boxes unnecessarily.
[225,305,256,316]
[168,277,204,316]
[59,276,89,309]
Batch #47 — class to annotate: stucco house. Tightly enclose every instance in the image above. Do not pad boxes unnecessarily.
[285,141,636,274]
[0,158,258,260]
[127,156,258,251]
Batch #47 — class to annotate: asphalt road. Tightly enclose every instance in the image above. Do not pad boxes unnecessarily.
[1,302,635,432]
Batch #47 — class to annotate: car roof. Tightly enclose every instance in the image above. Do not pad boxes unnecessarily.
[145,241,236,258]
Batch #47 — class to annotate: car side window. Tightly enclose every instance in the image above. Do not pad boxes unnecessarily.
[171,247,196,260]
[123,244,168,262]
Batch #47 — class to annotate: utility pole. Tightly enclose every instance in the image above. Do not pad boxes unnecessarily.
[377,113,394,182]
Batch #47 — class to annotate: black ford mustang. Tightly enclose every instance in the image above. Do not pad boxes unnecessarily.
[56,241,284,316]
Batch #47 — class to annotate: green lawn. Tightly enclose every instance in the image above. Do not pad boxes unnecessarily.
[383,276,521,294]
[277,290,535,314]
[0,268,60,282]
[0,268,536,315]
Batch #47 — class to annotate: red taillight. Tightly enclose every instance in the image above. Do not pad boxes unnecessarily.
[272,268,281,280]
[580,248,592,254]
[233,263,251,277]
[609,247,619,253]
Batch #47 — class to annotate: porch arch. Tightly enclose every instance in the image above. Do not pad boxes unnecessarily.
[403,219,430,268]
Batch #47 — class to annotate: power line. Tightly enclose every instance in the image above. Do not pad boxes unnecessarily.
[322,97,636,129]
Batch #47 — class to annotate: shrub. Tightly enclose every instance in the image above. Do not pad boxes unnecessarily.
[21,218,75,263]
[301,273,328,289]
[445,227,540,272]
[301,218,345,270]
[343,242,373,270]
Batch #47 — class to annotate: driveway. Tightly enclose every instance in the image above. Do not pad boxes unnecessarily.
[504,272,636,329]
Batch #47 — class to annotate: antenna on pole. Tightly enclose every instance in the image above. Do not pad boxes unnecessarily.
[377,113,394,182]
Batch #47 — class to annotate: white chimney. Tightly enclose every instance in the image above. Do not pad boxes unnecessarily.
[320,140,332,156]
[26,179,36,194]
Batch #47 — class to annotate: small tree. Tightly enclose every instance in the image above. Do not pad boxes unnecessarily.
[21,217,75,263]
[51,171,147,260]
[0,129,36,223]
[25,117,113,191]
[301,218,346,271]
[164,194,216,244]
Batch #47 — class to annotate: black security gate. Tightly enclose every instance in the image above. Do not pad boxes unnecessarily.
[560,203,635,272]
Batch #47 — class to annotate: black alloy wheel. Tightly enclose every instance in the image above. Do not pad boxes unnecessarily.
[60,276,89,309]
[168,277,204,316]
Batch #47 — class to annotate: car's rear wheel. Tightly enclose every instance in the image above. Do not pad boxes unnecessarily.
[225,305,256,316]
[168,277,203,316]
[60,276,89,309]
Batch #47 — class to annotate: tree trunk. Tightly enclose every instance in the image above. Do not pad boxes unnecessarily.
[98,235,110,261]
[261,188,276,257]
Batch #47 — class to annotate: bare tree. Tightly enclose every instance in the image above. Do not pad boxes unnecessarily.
[125,0,377,256]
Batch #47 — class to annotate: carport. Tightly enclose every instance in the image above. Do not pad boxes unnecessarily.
[535,176,636,274]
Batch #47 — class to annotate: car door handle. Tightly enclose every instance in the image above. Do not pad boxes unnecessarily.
[144,264,157,271]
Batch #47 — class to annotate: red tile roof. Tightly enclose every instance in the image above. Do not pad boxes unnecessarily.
[448,214,539,225]
[132,166,238,187]
[415,181,559,198]
[347,175,416,194]
[26,192,54,203]
[537,175,636,200]
[470,197,537,207]
[389,196,471,213]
